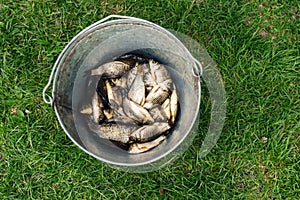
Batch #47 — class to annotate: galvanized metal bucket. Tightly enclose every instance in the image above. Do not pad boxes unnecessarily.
[43,15,203,172]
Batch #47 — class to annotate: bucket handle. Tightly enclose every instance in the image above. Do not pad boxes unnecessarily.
[42,64,56,105]
[192,58,203,77]
[42,14,203,105]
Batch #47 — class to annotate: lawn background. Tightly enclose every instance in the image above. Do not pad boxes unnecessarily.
[0,0,299,199]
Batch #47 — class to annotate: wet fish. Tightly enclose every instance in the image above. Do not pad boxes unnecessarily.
[91,61,132,78]
[162,98,171,121]
[92,92,105,123]
[106,81,114,105]
[149,104,167,122]
[112,106,126,120]
[170,89,179,124]
[128,135,167,154]
[128,64,145,105]
[88,122,137,143]
[130,122,170,142]
[106,81,125,109]
[107,116,138,126]
[114,86,126,107]
[143,63,157,88]
[158,78,173,90]
[149,59,171,84]
[96,76,110,108]
[125,66,138,89]
[143,85,169,109]
[111,86,128,118]
[123,97,154,124]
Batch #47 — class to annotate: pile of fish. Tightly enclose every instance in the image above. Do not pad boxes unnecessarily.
[80,54,179,154]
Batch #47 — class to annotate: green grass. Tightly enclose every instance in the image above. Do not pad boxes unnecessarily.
[1,0,299,199]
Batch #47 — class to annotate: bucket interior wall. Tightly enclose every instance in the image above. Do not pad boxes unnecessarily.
[54,20,200,166]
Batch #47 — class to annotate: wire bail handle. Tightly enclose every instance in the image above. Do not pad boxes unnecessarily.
[192,58,203,77]
[42,15,203,105]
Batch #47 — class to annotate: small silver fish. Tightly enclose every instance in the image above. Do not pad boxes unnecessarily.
[158,78,173,90]
[170,89,179,124]
[149,104,167,122]
[106,82,126,111]
[92,92,105,123]
[106,81,114,105]
[125,66,138,89]
[96,77,110,108]
[130,122,170,142]
[109,86,127,117]
[88,122,138,144]
[123,97,155,124]
[162,98,171,121]
[128,64,145,105]
[149,59,171,84]
[107,116,138,126]
[128,135,167,154]
[113,86,126,107]
[112,106,126,119]
[91,61,132,78]
[143,63,157,88]
[143,85,169,109]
